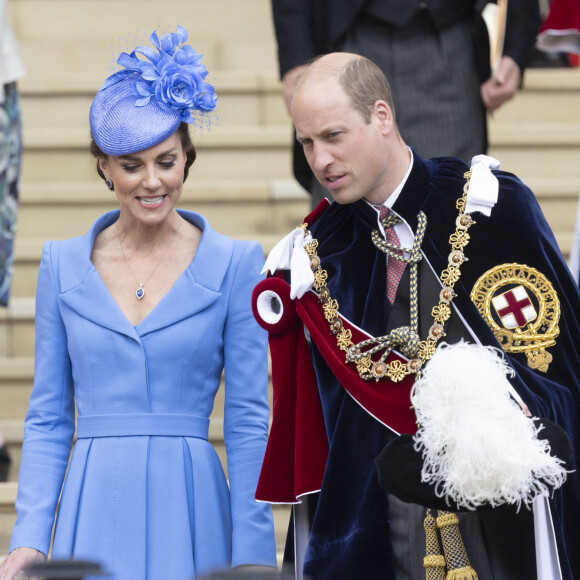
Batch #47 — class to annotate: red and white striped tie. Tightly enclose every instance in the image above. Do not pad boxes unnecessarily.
[379,206,405,304]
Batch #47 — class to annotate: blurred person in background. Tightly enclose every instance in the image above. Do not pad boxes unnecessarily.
[0,0,25,306]
[536,0,580,56]
[271,0,541,206]
[536,0,580,285]
[0,0,26,486]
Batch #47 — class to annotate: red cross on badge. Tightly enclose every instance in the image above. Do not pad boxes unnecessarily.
[491,285,537,329]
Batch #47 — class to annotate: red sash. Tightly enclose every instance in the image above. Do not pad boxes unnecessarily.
[252,276,417,503]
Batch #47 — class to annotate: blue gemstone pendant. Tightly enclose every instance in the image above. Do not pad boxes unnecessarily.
[136,284,145,300]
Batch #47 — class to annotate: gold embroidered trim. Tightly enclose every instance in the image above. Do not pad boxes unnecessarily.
[300,170,476,382]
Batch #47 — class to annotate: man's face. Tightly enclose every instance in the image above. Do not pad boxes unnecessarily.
[292,76,390,205]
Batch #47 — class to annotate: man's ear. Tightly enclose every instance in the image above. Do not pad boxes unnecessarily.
[373,100,395,134]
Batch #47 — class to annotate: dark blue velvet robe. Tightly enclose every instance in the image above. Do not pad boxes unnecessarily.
[300,153,580,579]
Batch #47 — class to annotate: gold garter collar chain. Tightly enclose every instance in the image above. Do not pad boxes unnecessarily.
[300,171,476,382]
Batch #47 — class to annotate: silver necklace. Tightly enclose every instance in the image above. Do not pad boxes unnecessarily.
[117,218,182,300]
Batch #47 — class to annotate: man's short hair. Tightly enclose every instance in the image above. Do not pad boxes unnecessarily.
[339,56,396,124]
[296,53,397,125]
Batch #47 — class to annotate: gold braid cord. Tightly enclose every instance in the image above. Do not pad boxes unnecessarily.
[436,511,479,580]
[424,510,446,580]
[300,170,476,383]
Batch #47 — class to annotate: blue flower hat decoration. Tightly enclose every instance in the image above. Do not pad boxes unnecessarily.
[90,25,217,156]
[119,25,217,121]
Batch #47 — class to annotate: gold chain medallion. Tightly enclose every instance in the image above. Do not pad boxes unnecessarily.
[298,171,476,383]
[470,263,560,372]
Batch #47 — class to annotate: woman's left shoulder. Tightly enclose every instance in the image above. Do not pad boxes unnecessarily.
[231,238,264,255]
[182,210,265,272]
[230,239,265,271]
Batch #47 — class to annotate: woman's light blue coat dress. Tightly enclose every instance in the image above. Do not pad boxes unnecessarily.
[10,210,277,579]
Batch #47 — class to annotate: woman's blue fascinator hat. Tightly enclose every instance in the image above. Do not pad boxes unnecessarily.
[90,25,217,155]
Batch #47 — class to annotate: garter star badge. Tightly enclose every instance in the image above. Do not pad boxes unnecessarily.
[470,264,560,372]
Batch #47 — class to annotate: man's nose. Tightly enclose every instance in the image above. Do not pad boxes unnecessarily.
[311,142,333,172]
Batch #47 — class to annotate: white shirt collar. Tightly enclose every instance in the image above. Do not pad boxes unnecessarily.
[367,148,414,253]
[383,148,414,210]
[366,147,414,214]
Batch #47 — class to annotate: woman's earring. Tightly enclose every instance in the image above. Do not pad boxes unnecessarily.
[105,178,114,191]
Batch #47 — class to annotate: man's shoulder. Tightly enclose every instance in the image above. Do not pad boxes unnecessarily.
[309,199,375,238]
[425,155,532,212]
[495,169,533,200]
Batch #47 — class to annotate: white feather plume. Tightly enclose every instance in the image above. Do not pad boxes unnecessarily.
[411,341,568,510]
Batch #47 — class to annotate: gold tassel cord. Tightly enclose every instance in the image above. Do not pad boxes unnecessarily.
[424,509,446,580]
[436,511,479,580]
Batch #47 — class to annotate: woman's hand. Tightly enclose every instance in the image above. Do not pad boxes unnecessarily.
[0,547,46,580]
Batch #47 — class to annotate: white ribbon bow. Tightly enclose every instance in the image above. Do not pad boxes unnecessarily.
[262,228,315,299]
[466,154,501,216]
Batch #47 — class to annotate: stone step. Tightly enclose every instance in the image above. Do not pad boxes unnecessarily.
[490,89,580,124]
[4,173,578,301]
[0,420,24,484]
[0,298,35,358]
[490,69,580,124]
[10,0,279,76]
[20,124,295,184]
[13,173,570,216]
[0,359,33,421]
[19,72,288,130]
[523,68,580,90]
[489,121,580,148]
[487,144,580,186]
[0,482,18,556]
[14,177,308,239]
[18,69,580,132]
[12,172,578,244]
[6,227,577,305]
[18,117,580,184]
